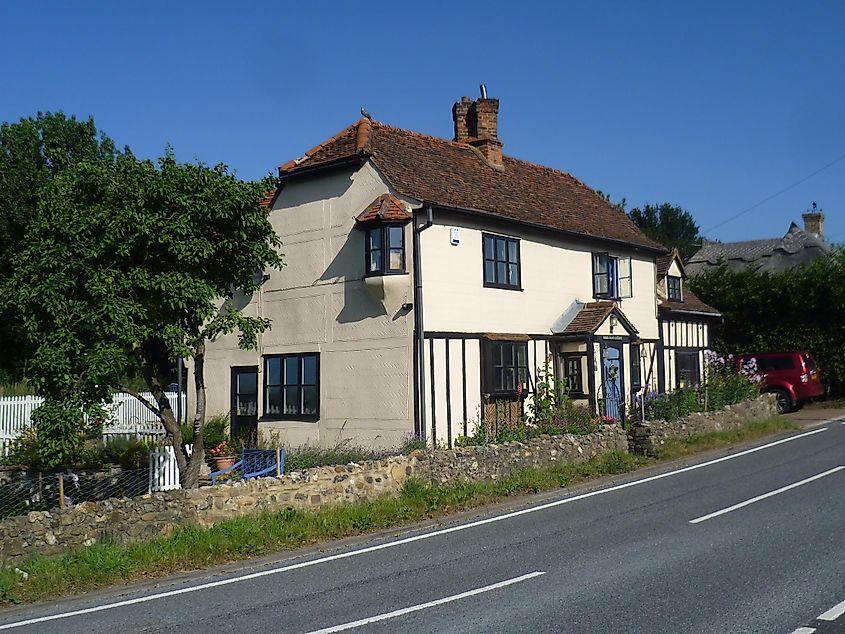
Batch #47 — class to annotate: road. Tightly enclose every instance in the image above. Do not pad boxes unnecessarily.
[1,415,845,633]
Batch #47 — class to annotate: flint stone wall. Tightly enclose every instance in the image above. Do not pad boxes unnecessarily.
[628,394,779,455]
[0,398,773,564]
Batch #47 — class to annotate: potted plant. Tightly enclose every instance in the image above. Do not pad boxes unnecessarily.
[209,441,238,471]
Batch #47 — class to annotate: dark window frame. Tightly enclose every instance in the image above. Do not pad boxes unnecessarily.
[667,275,683,302]
[592,252,633,300]
[675,350,700,390]
[482,233,522,290]
[630,344,642,390]
[562,353,586,397]
[365,224,406,276]
[482,340,529,395]
[263,353,320,421]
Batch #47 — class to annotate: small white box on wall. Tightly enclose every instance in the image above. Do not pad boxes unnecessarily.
[450,227,460,245]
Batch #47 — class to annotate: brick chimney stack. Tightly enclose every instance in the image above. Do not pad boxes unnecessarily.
[802,203,825,240]
[451,90,504,169]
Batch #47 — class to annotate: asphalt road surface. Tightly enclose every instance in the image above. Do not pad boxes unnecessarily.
[2,415,845,633]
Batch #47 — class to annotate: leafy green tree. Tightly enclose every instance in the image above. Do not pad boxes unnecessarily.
[0,112,117,384]
[5,151,282,484]
[628,203,703,261]
[689,250,845,395]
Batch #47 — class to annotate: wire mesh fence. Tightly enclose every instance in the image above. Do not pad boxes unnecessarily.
[0,468,152,520]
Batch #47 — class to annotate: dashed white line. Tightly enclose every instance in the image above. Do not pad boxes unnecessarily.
[689,466,845,523]
[0,426,828,631]
[304,571,545,633]
[818,597,845,621]
[789,627,816,634]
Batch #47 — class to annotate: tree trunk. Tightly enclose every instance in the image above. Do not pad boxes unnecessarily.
[180,341,207,489]
[136,345,191,478]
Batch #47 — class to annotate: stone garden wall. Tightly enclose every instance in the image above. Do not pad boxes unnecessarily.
[0,397,777,564]
[628,394,778,455]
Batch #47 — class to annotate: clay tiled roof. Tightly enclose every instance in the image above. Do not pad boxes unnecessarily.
[658,288,721,316]
[655,248,686,279]
[279,119,663,251]
[355,193,412,225]
[259,188,277,210]
[559,301,638,336]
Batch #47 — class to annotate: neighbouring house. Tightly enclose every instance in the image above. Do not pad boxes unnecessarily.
[655,249,721,391]
[687,205,830,275]
[193,90,716,448]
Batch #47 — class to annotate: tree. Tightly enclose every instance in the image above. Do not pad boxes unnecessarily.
[628,203,703,261]
[0,112,117,383]
[689,250,845,395]
[5,150,282,484]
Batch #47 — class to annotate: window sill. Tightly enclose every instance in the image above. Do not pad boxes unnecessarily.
[483,283,523,292]
[259,415,319,423]
[364,271,409,278]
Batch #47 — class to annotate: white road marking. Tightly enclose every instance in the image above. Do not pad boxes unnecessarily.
[818,597,845,621]
[689,466,845,524]
[0,426,828,630]
[303,571,545,633]
[789,628,816,633]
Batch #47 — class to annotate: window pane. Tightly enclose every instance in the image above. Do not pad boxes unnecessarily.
[284,386,301,414]
[495,344,503,365]
[368,229,381,249]
[388,226,403,248]
[495,368,504,392]
[302,355,317,385]
[504,367,515,391]
[496,238,506,261]
[483,235,493,259]
[496,262,506,284]
[284,357,300,385]
[508,263,519,286]
[518,368,527,388]
[302,386,318,415]
[266,357,281,386]
[369,250,382,273]
[484,260,495,283]
[594,253,608,273]
[389,248,403,271]
[595,272,609,295]
[266,386,282,415]
[516,344,526,367]
[238,372,257,394]
[508,240,517,263]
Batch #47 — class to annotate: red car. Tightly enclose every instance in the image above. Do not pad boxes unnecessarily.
[736,351,824,413]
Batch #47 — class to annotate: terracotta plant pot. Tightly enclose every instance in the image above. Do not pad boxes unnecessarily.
[212,456,237,471]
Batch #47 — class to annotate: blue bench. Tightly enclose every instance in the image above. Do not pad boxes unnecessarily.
[210,448,285,485]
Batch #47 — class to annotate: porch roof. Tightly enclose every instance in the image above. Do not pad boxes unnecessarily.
[555,301,638,337]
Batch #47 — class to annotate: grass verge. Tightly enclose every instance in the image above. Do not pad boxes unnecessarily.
[0,415,795,606]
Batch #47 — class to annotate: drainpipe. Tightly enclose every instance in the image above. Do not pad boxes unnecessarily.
[412,204,434,442]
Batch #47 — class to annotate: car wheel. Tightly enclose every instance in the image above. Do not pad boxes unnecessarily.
[769,388,794,413]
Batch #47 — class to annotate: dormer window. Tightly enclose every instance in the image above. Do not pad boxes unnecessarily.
[667,275,683,302]
[593,253,633,300]
[355,193,412,277]
[366,225,405,275]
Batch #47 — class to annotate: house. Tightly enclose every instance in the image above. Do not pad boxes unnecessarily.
[195,91,716,448]
[655,249,721,391]
[687,206,829,275]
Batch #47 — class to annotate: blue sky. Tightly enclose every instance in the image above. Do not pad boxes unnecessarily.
[2,1,843,243]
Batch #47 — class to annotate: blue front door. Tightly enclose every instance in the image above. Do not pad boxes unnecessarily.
[602,345,624,421]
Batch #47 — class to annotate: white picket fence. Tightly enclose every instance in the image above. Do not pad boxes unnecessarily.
[0,392,185,455]
[148,444,192,492]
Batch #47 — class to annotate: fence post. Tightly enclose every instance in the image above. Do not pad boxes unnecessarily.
[275,447,281,477]
[58,475,65,510]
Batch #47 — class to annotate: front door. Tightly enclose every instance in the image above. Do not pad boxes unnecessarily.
[602,344,625,421]
[230,366,258,441]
